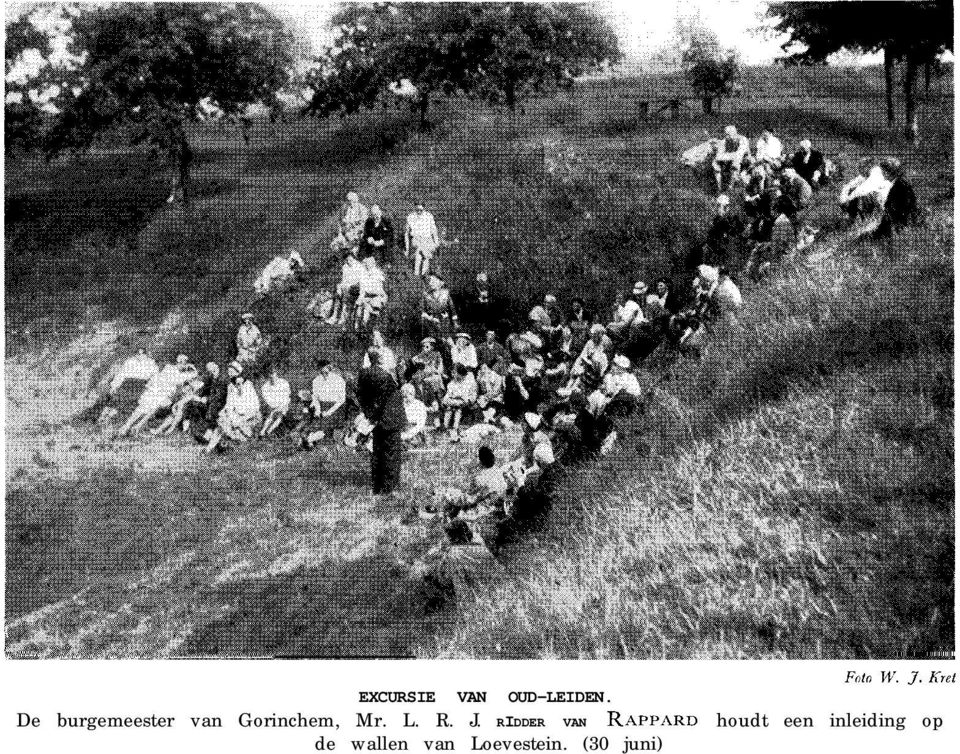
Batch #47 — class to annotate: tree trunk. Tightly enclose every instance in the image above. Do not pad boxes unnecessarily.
[505,79,516,111]
[701,95,713,115]
[417,91,430,130]
[168,135,193,207]
[904,54,918,142]
[884,46,895,127]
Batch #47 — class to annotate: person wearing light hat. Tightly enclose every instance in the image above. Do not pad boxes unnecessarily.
[589,353,641,418]
[331,190,369,252]
[449,332,478,373]
[205,360,262,452]
[712,124,751,192]
[410,336,446,414]
[696,264,742,321]
[236,312,264,365]
[442,364,479,442]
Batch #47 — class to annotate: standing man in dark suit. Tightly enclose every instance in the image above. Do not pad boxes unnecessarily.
[359,204,395,267]
[356,347,406,494]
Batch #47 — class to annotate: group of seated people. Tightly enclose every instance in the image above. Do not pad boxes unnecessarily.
[689,125,922,280]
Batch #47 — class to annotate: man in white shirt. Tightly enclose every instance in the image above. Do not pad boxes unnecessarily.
[839,158,892,225]
[754,127,783,168]
[405,201,440,277]
[607,282,646,341]
[712,125,751,192]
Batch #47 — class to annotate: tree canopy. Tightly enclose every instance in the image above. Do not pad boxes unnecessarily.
[766,1,952,139]
[7,2,295,199]
[303,2,620,126]
[679,24,741,114]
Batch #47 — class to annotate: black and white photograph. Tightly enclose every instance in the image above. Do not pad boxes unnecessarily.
[3,0,954,659]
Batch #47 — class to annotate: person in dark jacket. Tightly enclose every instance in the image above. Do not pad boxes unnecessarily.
[189,363,229,444]
[789,139,827,188]
[875,158,920,238]
[356,347,406,494]
[359,204,395,266]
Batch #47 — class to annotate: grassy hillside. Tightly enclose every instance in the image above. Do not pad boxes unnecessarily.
[5,65,954,658]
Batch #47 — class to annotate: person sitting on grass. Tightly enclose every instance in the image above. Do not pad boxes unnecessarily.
[328,248,365,326]
[205,361,261,453]
[117,354,197,437]
[712,125,751,192]
[705,193,747,268]
[754,126,783,168]
[780,167,813,216]
[477,329,508,373]
[109,347,160,396]
[589,354,642,418]
[449,332,478,373]
[343,412,375,453]
[96,347,160,425]
[607,283,646,342]
[875,158,921,238]
[355,254,388,331]
[331,191,368,253]
[359,204,395,266]
[236,312,264,366]
[150,375,205,436]
[475,361,505,423]
[259,366,291,438]
[839,157,892,228]
[789,139,827,188]
[401,382,429,446]
[306,288,335,321]
[409,337,446,420]
[567,298,592,356]
[442,364,478,443]
[304,359,347,447]
[420,273,459,340]
[254,249,305,295]
[696,264,743,322]
[571,324,612,381]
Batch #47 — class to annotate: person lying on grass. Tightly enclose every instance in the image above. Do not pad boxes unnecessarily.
[254,249,305,295]
[117,354,197,437]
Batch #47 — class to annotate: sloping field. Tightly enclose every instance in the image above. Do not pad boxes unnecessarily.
[4,66,954,657]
